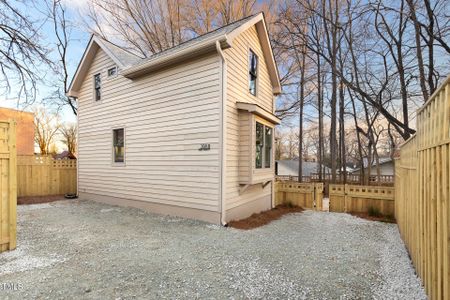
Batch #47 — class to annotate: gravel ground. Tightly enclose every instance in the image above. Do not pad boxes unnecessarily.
[0,199,426,299]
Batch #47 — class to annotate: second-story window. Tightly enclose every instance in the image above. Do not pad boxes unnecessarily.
[108,66,117,77]
[94,73,101,101]
[249,50,258,96]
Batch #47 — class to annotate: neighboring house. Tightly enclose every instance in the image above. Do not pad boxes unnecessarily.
[351,157,394,176]
[0,107,34,155]
[275,160,331,177]
[53,151,77,160]
[67,13,281,224]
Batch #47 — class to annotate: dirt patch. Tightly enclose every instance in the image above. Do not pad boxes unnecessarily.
[18,195,68,205]
[350,212,396,223]
[228,204,304,230]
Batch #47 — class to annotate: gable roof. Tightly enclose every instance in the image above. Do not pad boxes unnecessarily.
[67,13,281,97]
[67,36,143,97]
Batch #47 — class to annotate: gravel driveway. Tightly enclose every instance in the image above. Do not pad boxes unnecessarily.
[0,200,425,299]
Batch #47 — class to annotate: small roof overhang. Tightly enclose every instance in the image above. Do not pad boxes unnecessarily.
[236,102,281,124]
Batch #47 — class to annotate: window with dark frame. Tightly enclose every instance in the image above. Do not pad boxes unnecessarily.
[255,122,264,168]
[255,122,272,169]
[249,50,258,96]
[108,66,117,77]
[264,126,272,168]
[94,73,101,101]
[113,128,124,163]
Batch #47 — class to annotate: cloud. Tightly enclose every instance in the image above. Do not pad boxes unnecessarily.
[61,0,91,12]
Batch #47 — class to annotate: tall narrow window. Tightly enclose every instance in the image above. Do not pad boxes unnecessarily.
[249,50,258,96]
[264,126,272,168]
[94,73,101,101]
[255,122,272,169]
[113,128,124,163]
[255,122,264,168]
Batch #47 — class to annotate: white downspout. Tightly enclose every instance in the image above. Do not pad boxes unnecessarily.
[76,100,79,197]
[216,41,227,226]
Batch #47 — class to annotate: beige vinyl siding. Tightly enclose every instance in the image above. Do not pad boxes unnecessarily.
[238,111,251,182]
[77,48,221,212]
[224,25,275,211]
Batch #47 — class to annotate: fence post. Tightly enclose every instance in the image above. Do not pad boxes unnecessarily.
[8,120,16,250]
[314,183,321,211]
[344,184,349,213]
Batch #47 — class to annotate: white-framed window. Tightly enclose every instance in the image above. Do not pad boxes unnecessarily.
[107,66,117,77]
[94,73,101,101]
[113,128,125,163]
[248,49,258,96]
[255,121,272,169]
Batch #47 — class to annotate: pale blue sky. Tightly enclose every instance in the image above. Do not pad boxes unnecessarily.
[0,0,90,123]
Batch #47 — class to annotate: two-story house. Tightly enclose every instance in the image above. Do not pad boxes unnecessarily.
[67,13,281,224]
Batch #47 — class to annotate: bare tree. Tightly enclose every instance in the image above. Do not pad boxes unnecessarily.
[86,0,185,57]
[83,0,270,58]
[34,107,61,155]
[0,0,50,104]
[45,0,78,115]
[60,122,77,155]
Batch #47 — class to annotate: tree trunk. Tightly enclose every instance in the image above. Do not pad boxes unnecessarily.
[318,53,324,181]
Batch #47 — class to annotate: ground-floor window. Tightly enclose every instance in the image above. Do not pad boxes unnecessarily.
[113,128,125,163]
[255,122,272,169]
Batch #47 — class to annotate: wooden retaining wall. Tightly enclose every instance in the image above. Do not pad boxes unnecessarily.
[0,120,17,252]
[275,181,323,211]
[329,184,395,216]
[395,77,450,300]
[17,155,77,197]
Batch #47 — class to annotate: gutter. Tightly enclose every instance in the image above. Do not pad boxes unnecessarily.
[216,40,227,226]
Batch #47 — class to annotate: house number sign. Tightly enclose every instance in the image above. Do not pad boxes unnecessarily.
[199,144,211,151]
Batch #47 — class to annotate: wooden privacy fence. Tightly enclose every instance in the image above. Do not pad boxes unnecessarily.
[275,181,323,211]
[17,155,77,197]
[276,174,394,186]
[0,120,17,252]
[329,184,395,216]
[395,77,450,300]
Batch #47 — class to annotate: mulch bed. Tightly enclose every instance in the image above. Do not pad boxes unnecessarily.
[350,212,396,223]
[228,204,304,230]
[18,195,68,205]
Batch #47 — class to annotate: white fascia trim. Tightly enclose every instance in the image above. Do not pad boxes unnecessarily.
[67,36,125,98]
[226,13,282,95]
